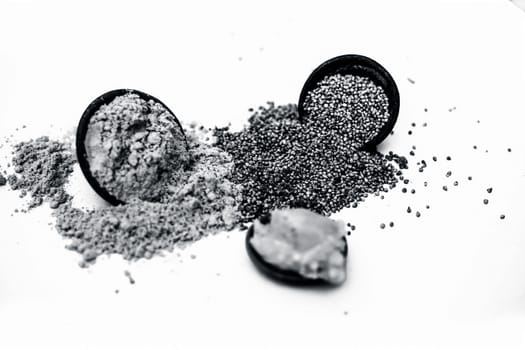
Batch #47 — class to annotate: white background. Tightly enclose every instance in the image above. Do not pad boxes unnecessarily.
[1,0,525,349]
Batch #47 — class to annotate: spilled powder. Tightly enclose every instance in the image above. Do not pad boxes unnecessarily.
[8,136,75,209]
[54,127,242,267]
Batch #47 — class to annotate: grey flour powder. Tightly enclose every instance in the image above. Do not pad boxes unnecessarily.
[85,93,189,202]
[57,126,242,266]
[7,136,75,209]
[7,125,241,267]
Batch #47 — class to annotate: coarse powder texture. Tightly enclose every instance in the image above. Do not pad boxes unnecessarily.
[214,103,407,222]
[55,127,242,267]
[8,137,75,209]
[85,93,188,203]
[304,74,390,148]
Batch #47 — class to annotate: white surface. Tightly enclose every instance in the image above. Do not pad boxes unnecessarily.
[1,1,525,349]
[511,0,525,12]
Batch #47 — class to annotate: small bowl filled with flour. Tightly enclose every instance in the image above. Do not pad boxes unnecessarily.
[76,89,189,205]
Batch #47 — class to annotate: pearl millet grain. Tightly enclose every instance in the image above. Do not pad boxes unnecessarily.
[214,102,406,222]
[303,74,391,148]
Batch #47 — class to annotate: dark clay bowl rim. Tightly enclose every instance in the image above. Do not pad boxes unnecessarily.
[298,54,400,150]
[76,88,187,206]
[245,224,348,286]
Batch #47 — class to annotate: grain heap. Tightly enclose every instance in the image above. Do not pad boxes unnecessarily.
[303,74,390,147]
[214,100,407,222]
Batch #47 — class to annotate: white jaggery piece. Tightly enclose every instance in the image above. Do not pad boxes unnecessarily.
[251,208,347,284]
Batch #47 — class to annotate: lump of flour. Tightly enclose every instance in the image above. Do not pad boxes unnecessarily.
[84,93,189,203]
